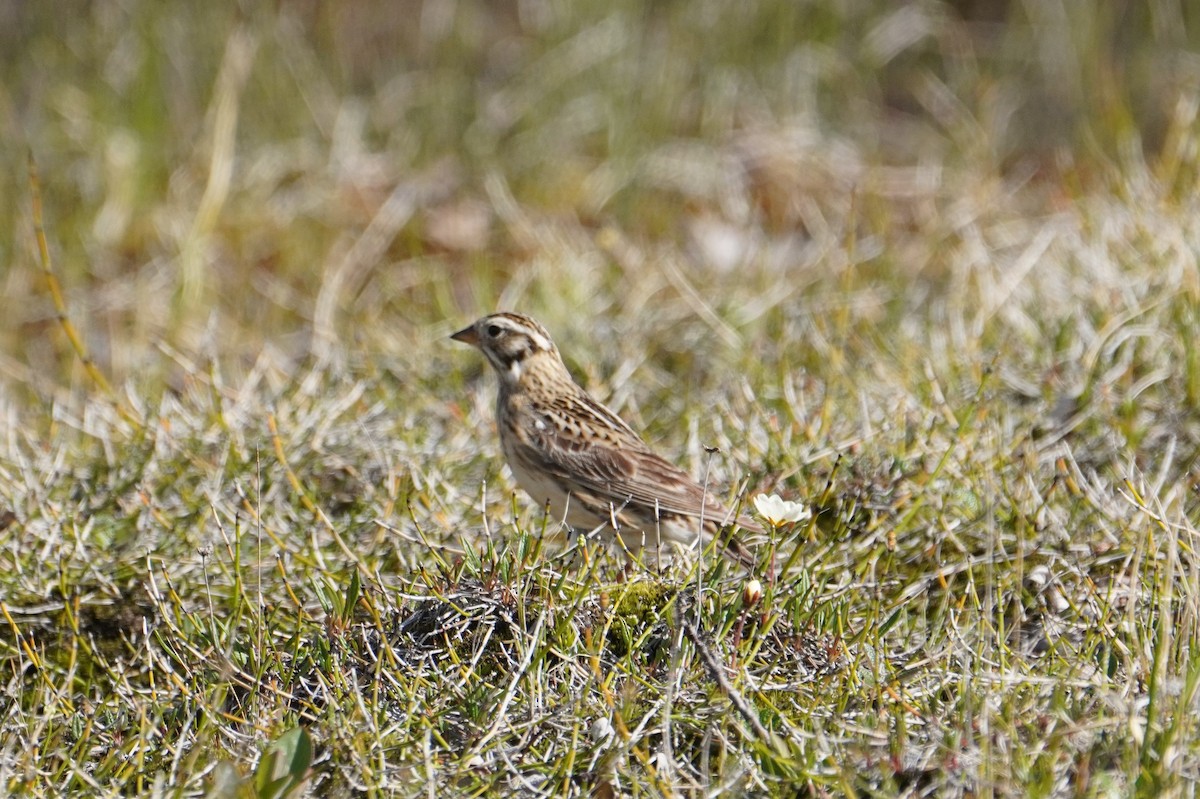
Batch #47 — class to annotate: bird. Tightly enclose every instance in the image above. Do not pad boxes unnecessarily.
[451,312,761,570]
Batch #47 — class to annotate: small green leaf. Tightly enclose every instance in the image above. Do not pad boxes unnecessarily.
[254,727,312,799]
[342,569,361,623]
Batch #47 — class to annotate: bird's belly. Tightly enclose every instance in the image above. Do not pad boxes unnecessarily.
[504,452,596,528]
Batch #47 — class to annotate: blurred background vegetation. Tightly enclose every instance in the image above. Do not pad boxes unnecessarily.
[5,2,1200,795]
[2,0,1197,403]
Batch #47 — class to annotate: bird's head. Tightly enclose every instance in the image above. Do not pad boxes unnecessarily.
[451,312,567,389]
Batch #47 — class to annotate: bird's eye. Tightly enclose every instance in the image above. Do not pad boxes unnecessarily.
[486,324,502,338]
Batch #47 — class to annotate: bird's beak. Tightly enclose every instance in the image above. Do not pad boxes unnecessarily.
[450,324,479,346]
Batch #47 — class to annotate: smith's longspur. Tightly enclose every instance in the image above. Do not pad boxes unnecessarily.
[452,312,761,569]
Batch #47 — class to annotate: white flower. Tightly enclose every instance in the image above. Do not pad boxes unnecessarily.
[752,493,811,527]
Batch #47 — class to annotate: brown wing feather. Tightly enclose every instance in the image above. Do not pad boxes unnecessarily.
[524,398,762,533]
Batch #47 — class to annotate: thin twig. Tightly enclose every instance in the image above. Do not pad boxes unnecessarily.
[681,619,772,743]
[28,153,117,398]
